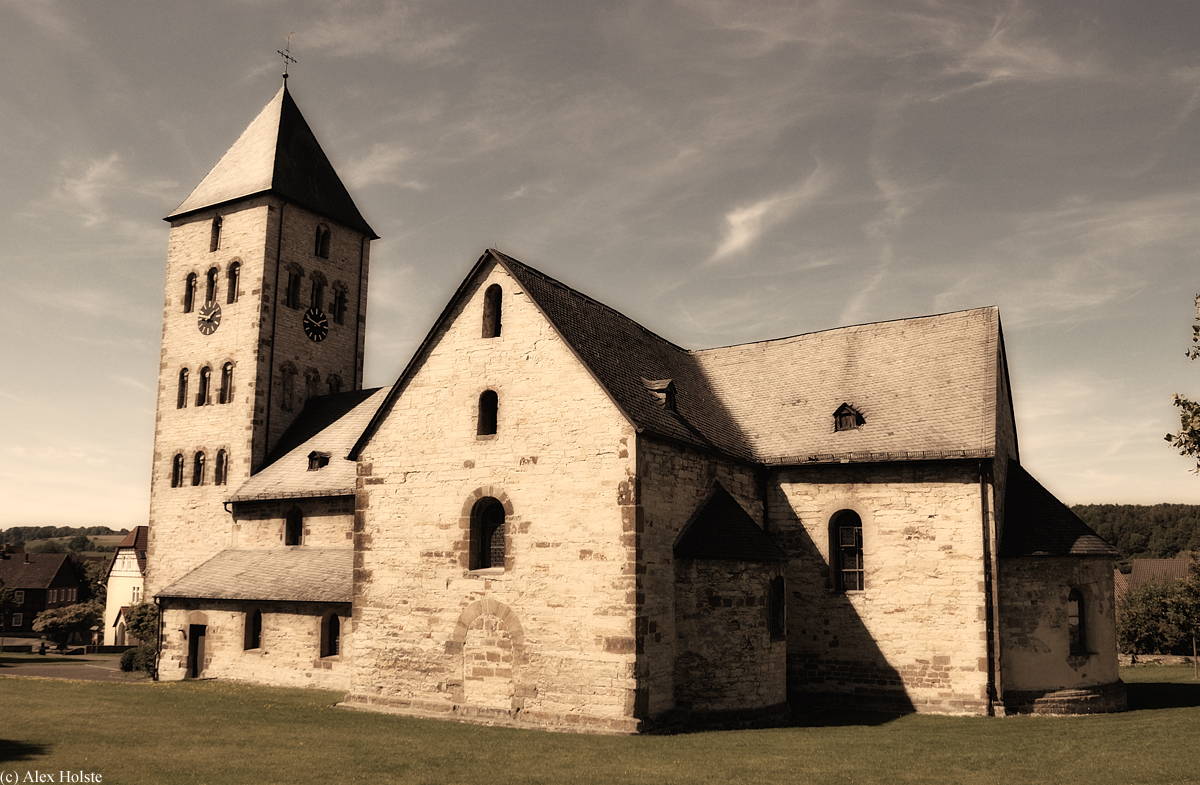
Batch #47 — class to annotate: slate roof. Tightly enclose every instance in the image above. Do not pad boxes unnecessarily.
[1000,463,1118,557]
[674,483,789,562]
[694,308,1002,464]
[0,553,74,590]
[157,548,352,603]
[230,387,388,502]
[166,82,377,238]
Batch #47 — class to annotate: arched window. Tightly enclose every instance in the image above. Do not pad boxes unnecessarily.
[327,375,342,395]
[280,363,297,412]
[171,454,185,488]
[482,284,502,338]
[214,449,228,486]
[332,284,348,325]
[219,362,233,404]
[830,510,864,591]
[477,390,498,436]
[177,368,189,409]
[226,261,241,304]
[285,507,303,546]
[1068,589,1086,654]
[768,575,786,639]
[210,216,222,252]
[305,368,321,402]
[320,612,340,657]
[184,273,197,313]
[244,609,262,650]
[285,267,303,309]
[205,267,218,304]
[197,366,212,406]
[310,272,326,310]
[470,497,506,570]
[314,225,331,258]
[192,452,206,487]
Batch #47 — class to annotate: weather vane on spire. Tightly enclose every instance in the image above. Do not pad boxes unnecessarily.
[278,32,297,80]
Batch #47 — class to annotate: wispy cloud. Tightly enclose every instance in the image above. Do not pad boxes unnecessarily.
[708,162,832,263]
[305,0,474,63]
[345,143,424,190]
[29,153,176,237]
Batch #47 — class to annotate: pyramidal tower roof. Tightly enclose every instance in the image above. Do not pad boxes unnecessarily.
[166,82,377,238]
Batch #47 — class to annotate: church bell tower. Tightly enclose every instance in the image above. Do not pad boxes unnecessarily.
[145,80,377,595]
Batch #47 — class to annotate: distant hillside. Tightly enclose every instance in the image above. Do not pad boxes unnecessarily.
[1,525,130,545]
[1071,504,1200,560]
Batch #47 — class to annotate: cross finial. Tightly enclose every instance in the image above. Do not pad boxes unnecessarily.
[278,32,297,80]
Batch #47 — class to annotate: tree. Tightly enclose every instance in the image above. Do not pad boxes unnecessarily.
[31,600,102,646]
[67,534,92,552]
[1118,580,1187,655]
[122,602,160,673]
[1166,294,1200,473]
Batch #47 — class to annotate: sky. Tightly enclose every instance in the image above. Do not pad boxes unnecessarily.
[1,0,1198,530]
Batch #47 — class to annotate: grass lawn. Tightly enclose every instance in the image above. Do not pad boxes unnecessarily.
[2,666,1198,785]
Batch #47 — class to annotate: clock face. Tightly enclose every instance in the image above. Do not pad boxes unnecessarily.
[197,302,222,335]
[303,307,329,342]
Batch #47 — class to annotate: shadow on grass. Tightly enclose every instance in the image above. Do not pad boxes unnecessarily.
[0,739,49,763]
[1125,681,1200,711]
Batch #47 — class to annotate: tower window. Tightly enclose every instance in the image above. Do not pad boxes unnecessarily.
[310,272,326,310]
[305,368,321,402]
[332,284,348,325]
[470,497,506,571]
[215,449,228,486]
[320,612,340,657]
[477,390,498,436]
[171,454,185,488]
[280,364,297,412]
[197,366,212,406]
[184,273,197,313]
[219,362,234,404]
[244,609,262,650]
[285,268,304,309]
[830,510,864,591]
[192,452,206,487]
[834,403,864,432]
[205,267,218,304]
[327,375,342,395]
[482,284,502,338]
[227,261,241,304]
[285,507,303,546]
[1068,589,1086,654]
[210,216,222,252]
[177,368,189,409]
[315,225,331,258]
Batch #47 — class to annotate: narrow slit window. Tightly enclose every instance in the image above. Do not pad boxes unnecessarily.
[285,269,303,309]
[210,216,222,252]
[285,507,303,546]
[310,277,325,310]
[768,575,786,639]
[477,390,498,436]
[332,285,348,325]
[482,284,502,338]
[226,262,241,304]
[326,374,342,395]
[197,366,212,406]
[192,452,206,487]
[830,510,864,591]
[177,368,189,409]
[471,497,506,570]
[184,273,197,313]
[219,362,233,404]
[1068,589,1086,654]
[205,267,218,304]
[321,612,340,657]
[244,609,262,650]
[171,454,185,488]
[214,449,228,486]
[314,225,331,258]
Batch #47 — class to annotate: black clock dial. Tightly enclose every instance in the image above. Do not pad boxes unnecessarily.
[197,302,222,335]
[303,307,329,342]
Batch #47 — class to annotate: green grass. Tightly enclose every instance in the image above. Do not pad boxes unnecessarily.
[2,667,1198,785]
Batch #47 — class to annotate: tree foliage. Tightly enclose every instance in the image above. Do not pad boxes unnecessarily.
[1118,558,1200,655]
[1071,504,1200,560]
[1166,293,1200,473]
[31,599,102,644]
[123,602,160,673]
[0,526,128,546]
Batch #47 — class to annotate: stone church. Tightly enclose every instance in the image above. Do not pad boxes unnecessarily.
[145,80,1126,732]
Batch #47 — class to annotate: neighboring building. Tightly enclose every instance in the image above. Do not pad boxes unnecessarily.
[0,553,84,639]
[1115,557,1192,608]
[146,79,1125,731]
[103,526,148,645]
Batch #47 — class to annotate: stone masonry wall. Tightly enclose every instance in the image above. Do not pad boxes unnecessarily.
[159,599,351,689]
[999,556,1120,696]
[346,259,640,733]
[636,438,763,718]
[673,560,786,713]
[773,461,991,714]
[233,496,354,548]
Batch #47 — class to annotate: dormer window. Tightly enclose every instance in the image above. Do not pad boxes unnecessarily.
[834,403,864,432]
[307,451,331,471]
[642,378,676,413]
